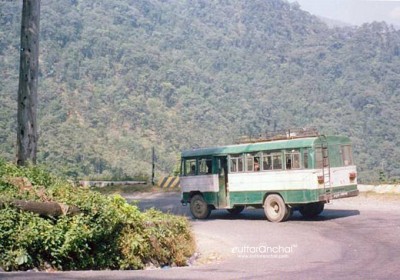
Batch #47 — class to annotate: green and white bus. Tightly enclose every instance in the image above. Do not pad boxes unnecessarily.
[180,131,358,222]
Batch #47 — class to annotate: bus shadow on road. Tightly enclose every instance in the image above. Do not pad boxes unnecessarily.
[289,209,361,222]
[202,208,360,222]
[207,209,267,220]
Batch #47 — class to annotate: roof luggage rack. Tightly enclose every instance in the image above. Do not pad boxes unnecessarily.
[235,127,320,144]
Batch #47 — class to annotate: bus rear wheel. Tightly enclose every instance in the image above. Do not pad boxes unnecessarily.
[299,202,325,219]
[283,205,293,222]
[264,194,287,223]
[190,194,211,219]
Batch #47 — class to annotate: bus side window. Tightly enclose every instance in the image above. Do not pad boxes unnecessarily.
[185,159,196,176]
[199,158,212,174]
[246,154,254,172]
[254,156,260,171]
[229,154,243,173]
[245,153,261,172]
[286,156,292,169]
[315,148,323,168]
[341,145,353,166]
[206,159,212,174]
[303,150,309,169]
[230,157,237,173]
[285,150,301,170]
[238,156,244,172]
[272,153,282,170]
[262,153,272,170]
[292,153,300,169]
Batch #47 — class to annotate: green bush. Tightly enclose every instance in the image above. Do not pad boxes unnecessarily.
[0,160,195,271]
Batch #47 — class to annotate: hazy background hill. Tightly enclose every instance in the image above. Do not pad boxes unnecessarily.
[1,0,400,182]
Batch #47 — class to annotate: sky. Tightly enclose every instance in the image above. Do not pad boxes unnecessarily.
[287,0,400,27]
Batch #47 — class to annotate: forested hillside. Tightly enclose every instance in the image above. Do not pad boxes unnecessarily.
[1,0,400,182]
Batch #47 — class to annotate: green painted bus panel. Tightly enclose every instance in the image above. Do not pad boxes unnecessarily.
[182,191,219,206]
[329,184,358,195]
[229,191,264,205]
[229,189,318,205]
[229,184,358,205]
[282,189,319,203]
[203,192,219,205]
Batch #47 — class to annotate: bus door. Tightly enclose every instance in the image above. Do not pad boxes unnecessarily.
[216,156,228,208]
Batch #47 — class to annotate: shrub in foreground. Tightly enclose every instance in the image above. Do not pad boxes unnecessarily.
[0,160,195,271]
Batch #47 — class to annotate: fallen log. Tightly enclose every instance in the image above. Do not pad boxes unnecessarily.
[1,200,81,217]
[2,176,81,216]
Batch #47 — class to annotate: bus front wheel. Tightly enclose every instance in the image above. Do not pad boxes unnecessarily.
[264,194,287,223]
[190,194,211,219]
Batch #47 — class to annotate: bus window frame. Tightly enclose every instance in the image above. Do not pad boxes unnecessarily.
[303,148,309,169]
[245,153,254,172]
[285,150,301,170]
[315,148,323,169]
[262,152,273,171]
[229,154,244,173]
[261,151,285,171]
[271,152,283,170]
[183,158,197,176]
[341,145,353,166]
[244,153,262,173]
[199,157,213,175]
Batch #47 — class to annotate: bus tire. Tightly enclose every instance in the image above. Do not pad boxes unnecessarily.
[264,194,287,223]
[283,205,293,221]
[190,194,211,219]
[227,206,245,215]
[299,202,324,219]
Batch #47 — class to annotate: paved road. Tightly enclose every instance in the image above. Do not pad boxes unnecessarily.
[2,192,400,279]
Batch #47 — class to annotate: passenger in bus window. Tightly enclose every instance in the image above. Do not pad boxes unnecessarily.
[189,164,195,175]
[263,154,272,170]
[254,158,260,171]
[286,158,292,169]
[206,160,212,174]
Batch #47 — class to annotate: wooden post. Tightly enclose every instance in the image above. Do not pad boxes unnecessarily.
[152,147,155,185]
[16,0,41,166]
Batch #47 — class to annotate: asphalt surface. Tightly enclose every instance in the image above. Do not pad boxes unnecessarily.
[1,192,400,280]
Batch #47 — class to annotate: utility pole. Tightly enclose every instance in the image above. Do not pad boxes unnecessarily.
[16,0,41,166]
[151,147,155,185]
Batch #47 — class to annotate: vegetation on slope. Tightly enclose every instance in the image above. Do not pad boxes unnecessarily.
[1,0,400,182]
[0,159,195,271]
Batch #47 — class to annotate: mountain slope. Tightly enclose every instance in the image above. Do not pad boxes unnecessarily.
[1,0,400,182]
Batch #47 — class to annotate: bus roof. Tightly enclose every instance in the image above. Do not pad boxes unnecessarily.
[181,135,351,158]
